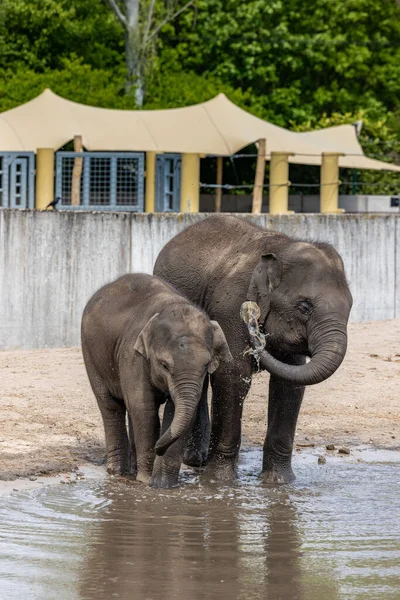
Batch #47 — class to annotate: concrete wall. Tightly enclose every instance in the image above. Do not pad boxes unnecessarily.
[200,194,400,213]
[339,195,400,213]
[199,194,322,213]
[1,209,399,349]
[0,210,131,348]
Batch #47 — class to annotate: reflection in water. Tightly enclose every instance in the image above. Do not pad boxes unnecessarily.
[79,483,311,600]
[79,484,308,600]
[0,449,399,600]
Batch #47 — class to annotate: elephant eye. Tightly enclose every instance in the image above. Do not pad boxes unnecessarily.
[160,360,170,372]
[297,299,313,316]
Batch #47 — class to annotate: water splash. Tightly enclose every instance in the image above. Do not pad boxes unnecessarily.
[240,301,267,370]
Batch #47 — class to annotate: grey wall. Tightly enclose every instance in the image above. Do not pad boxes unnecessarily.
[199,194,322,213]
[200,194,400,213]
[1,209,399,349]
[0,210,131,348]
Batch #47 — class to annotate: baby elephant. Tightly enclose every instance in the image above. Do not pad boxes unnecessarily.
[81,273,232,488]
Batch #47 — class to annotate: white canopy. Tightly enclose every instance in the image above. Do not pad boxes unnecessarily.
[1,88,399,172]
[296,124,399,171]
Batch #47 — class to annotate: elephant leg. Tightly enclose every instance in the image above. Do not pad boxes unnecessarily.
[204,360,252,482]
[127,414,137,476]
[151,398,184,488]
[183,376,210,467]
[95,386,130,475]
[82,347,130,475]
[127,398,160,485]
[262,354,306,484]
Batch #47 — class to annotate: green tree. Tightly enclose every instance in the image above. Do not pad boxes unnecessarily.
[0,59,133,113]
[0,0,399,194]
[160,0,400,125]
[104,0,195,106]
[0,0,123,71]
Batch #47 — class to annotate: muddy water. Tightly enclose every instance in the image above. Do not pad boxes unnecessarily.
[0,448,400,600]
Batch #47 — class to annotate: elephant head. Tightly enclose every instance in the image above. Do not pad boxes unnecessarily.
[247,241,353,385]
[134,305,232,454]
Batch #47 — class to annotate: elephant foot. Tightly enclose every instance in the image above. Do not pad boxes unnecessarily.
[106,461,129,476]
[106,447,130,475]
[150,455,180,489]
[150,474,179,489]
[202,453,238,484]
[183,446,208,468]
[136,471,151,485]
[262,442,296,484]
[261,466,296,485]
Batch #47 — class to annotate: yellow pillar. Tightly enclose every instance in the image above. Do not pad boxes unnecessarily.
[145,151,156,212]
[35,148,54,209]
[320,152,345,214]
[180,153,200,213]
[252,139,266,214]
[269,152,293,214]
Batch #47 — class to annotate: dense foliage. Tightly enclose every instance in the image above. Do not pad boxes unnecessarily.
[1,0,400,194]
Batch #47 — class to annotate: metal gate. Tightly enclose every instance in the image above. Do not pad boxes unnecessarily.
[155,154,181,212]
[55,152,145,211]
[0,152,35,209]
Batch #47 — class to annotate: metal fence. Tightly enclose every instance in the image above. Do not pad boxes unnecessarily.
[0,152,35,209]
[155,154,181,211]
[55,152,145,211]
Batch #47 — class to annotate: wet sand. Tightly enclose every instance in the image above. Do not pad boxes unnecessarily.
[0,319,399,483]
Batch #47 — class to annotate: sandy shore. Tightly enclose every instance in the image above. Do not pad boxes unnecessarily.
[0,320,399,482]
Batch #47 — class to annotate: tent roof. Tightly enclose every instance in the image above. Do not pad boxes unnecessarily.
[295,124,400,171]
[1,88,399,172]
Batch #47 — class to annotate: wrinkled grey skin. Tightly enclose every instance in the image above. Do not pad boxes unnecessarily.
[154,215,353,483]
[81,274,232,489]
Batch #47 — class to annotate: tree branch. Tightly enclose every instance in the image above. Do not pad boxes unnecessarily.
[144,0,156,44]
[147,0,195,43]
[104,0,127,28]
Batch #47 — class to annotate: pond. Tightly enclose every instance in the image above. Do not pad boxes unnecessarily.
[0,447,399,599]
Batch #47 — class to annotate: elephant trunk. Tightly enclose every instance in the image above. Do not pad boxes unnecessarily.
[155,379,202,456]
[259,317,348,386]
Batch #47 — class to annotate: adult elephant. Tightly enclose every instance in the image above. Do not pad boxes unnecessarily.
[153,215,353,483]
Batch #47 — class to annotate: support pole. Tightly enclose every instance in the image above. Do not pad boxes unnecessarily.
[320,152,345,214]
[71,135,83,206]
[180,153,200,213]
[145,151,156,212]
[252,139,266,214]
[35,148,54,210]
[269,152,293,214]
[215,156,223,212]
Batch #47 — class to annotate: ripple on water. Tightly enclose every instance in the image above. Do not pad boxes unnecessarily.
[0,449,399,600]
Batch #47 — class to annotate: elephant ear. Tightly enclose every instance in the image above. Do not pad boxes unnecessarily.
[246,253,282,323]
[133,313,159,360]
[209,321,233,374]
